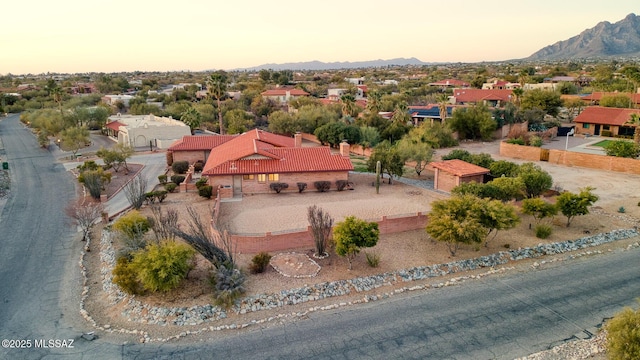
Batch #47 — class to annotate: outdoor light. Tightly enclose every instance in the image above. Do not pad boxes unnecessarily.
[565,128,575,150]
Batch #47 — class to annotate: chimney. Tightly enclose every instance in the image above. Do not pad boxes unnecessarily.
[294,132,302,148]
[339,140,350,157]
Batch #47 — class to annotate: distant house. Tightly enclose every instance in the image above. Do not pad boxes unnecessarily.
[580,92,640,106]
[102,94,134,107]
[261,87,310,104]
[327,85,367,100]
[408,105,454,125]
[105,113,192,149]
[482,80,520,90]
[573,106,640,137]
[198,129,353,197]
[428,79,470,88]
[430,160,490,193]
[451,88,513,107]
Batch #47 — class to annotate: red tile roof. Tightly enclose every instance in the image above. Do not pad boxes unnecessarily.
[261,88,310,96]
[581,92,640,104]
[168,135,237,151]
[105,121,126,131]
[573,106,640,126]
[452,89,513,103]
[430,159,490,177]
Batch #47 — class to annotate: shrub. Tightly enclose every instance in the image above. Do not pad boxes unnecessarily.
[210,263,246,308]
[365,251,380,268]
[131,241,195,292]
[171,160,189,174]
[113,210,150,242]
[269,182,289,194]
[534,224,553,239]
[198,185,213,199]
[605,304,640,360]
[166,151,174,166]
[112,256,144,295]
[158,174,167,184]
[171,175,186,185]
[195,177,208,189]
[506,137,526,145]
[297,182,307,193]
[618,206,626,213]
[145,192,157,204]
[154,190,168,203]
[336,180,349,191]
[441,149,471,161]
[314,181,331,192]
[601,130,612,137]
[529,135,543,147]
[249,252,272,274]
[193,160,204,172]
[503,243,511,249]
[164,182,177,193]
[605,140,640,158]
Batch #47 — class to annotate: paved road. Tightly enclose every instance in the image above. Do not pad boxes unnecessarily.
[1,113,638,359]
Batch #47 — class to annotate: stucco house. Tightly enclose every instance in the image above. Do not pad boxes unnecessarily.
[430,159,490,193]
[105,113,192,149]
[451,89,513,107]
[167,135,237,164]
[580,92,640,107]
[261,87,310,104]
[573,106,640,137]
[198,129,353,197]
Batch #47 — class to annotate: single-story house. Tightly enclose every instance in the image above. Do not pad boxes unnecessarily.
[102,94,134,107]
[581,92,640,106]
[105,113,192,149]
[200,129,353,197]
[573,106,640,137]
[451,88,513,107]
[261,87,310,104]
[167,134,237,164]
[428,79,470,88]
[430,159,490,193]
[409,105,454,125]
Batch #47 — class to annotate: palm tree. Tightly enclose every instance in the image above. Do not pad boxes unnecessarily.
[50,87,64,116]
[626,113,640,145]
[340,94,356,120]
[180,107,201,134]
[366,89,381,114]
[207,71,228,134]
[436,94,449,123]
[511,87,524,108]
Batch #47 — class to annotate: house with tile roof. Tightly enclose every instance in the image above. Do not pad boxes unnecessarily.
[261,87,310,104]
[580,92,640,107]
[429,159,490,193]
[451,88,513,107]
[573,106,640,137]
[167,134,237,164]
[194,129,353,197]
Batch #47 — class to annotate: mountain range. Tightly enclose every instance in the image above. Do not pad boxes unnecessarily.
[527,13,640,60]
[235,57,432,71]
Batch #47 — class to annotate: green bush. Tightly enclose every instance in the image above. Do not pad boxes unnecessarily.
[210,264,246,308]
[164,182,177,193]
[529,135,543,147]
[249,252,272,274]
[131,241,195,292]
[171,175,186,185]
[158,174,167,184]
[506,137,526,145]
[195,177,208,189]
[171,160,189,174]
[297,182,307,193]
[198,185,213,199]
[113,210,150,241]
[269,182,289,193]
[534,224,553,239]
[605,140,640,158]
[605,304,640,360]
[314,181,331,192]
[618,206,626,213]
[193,160,204,172]
[365,251,380,268]
[336,180,349,191]
[112,256,144,295]
[601,130,612,137]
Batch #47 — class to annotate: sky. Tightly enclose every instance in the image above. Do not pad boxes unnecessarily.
[1,0,638,75]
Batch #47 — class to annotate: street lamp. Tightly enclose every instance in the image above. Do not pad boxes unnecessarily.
[56,139,61,148]
[565,128,575,150]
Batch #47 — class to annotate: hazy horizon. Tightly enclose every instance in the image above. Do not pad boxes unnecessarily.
[2,0,637,75]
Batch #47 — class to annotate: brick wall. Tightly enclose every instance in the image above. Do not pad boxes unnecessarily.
[206,171,350,195]
[227,213,429,253]
[499,141,543,161]
[301,133,321,144]
[548,149,640,174]
[173,150,207,164]
[435,171,458,192]
[460,174,484,185]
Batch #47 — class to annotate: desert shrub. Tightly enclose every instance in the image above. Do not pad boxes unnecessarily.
[249,252,272,274]
[145,192,157,204]
[158,174,167,184]
[198,185,213,199]
[601,130,612,137]
[171,175,186,185]
[269,182,289,194]
[605,140,640,158]
[506,137,525,145]
[131,241,195,292]
[112,256,144,295]
[113,210,150,242]
[297,182,307,193]
[618,206,626,213]
[529,135,543,147]
[314,181,331,192]
[195,177,208,189]
[534,224,553,239]
[336,180,349,191]
[193,160,204,172]
[365,251,380,268]
[210,263,246,308]
[154,190,168,203]
[489,160,520,178]
[605,304,640,360]
[441,149,471,161]
[164,182,177,192]
[171,160,189,174]
[503,243,511,249]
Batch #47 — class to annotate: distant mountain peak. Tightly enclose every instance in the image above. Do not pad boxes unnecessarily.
[527,13,640,60]
[234,57,433,71]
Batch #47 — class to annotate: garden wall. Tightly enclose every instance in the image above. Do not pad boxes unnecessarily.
[225,212,429,253]
[548,150,640,175]
[499,141,544,161]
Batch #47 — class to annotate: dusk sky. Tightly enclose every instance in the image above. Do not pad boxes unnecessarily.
[1,1,637,75]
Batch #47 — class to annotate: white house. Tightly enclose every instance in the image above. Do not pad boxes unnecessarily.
[105,113,191,149]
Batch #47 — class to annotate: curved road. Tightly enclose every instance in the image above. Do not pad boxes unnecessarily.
[0,113,639,359]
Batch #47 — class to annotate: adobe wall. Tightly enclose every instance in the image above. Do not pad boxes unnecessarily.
[548,150,640,174]
[228,213,428,253]
[499,142,543,161]
[435,171,458,192]
[301,133,321,144]
[172,150,207,164]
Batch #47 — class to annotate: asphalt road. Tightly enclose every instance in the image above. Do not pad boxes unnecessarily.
[0,113,639,359]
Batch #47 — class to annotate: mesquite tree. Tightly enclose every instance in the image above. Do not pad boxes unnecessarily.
[307,205,334,257]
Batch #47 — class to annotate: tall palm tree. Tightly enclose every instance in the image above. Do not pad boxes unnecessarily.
[340,94,356,120]
[50,87,64,116]
[511,87,524,108]
[626,113,640,145]
[180,107,202,134]
[366,89,381,114]
[207,71,228,134]
[436,94,449,123]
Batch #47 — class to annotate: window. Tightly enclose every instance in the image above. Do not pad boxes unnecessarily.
[583,123,590,129]
[268,174,279,181]
[257,174,266,183]
[603,125,610,130]
[243,174,254,180]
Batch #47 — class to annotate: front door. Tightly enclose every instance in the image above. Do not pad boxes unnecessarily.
[594,124,601,135]
[232,175,242,197]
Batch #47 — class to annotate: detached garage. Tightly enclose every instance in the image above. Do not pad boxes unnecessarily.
[430,159,490,193]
